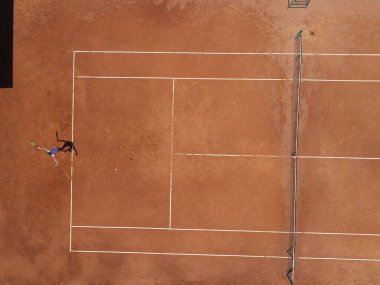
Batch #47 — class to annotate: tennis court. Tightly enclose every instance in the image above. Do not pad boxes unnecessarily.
[69,43,380,283]
[2,1,380,284]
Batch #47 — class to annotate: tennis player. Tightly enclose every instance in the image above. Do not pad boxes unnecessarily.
[46,146,59,166]
[32,145,59,166]
[41,142,76,167]
[32,132,78,166]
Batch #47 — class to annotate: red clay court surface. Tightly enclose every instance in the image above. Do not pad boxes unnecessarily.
[2,1,380,284]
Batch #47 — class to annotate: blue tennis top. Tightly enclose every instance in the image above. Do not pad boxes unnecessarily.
[48,147,59,155]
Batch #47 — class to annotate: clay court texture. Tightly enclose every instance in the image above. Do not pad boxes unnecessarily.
[1,0,380,284]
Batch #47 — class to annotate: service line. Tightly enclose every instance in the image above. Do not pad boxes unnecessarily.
[169,79,175,228]
[173,153,380,161]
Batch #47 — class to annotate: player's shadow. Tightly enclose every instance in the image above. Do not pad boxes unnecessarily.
[56,131,78,156]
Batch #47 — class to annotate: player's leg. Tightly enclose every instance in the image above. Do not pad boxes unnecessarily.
[52,155,58,166]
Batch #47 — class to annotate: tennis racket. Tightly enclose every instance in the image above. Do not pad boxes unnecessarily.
[30,141,44,151]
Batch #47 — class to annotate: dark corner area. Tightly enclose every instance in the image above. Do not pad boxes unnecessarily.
[0,0,14,88]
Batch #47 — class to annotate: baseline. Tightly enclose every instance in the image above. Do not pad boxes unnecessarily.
[74,50,380,57]
[69,250,380,262]
[75,76,380,83]
[72,225,380,237]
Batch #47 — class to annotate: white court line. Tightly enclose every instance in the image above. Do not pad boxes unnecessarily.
[298,155,380,160]
[300,231,380,237]
[70,249,380,262]
[70,249,289,259]
[69,51,76,252]
[75,76,380,83]
[74,50,294,55]
[72,225,380,237]
[75,75,290,81]
[304,53,380,57]
[72,225,289,234]
[174,153,380,161]
[74,50,380,57]
[173,152,288,158]
[169,79,175,228]
[298,257,380,262]
[303,78,380,83]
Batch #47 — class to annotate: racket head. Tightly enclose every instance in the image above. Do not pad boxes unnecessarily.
[30,141,38,147]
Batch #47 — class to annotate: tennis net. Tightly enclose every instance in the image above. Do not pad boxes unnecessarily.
[290,30,303,157]
[287,30,303,285]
